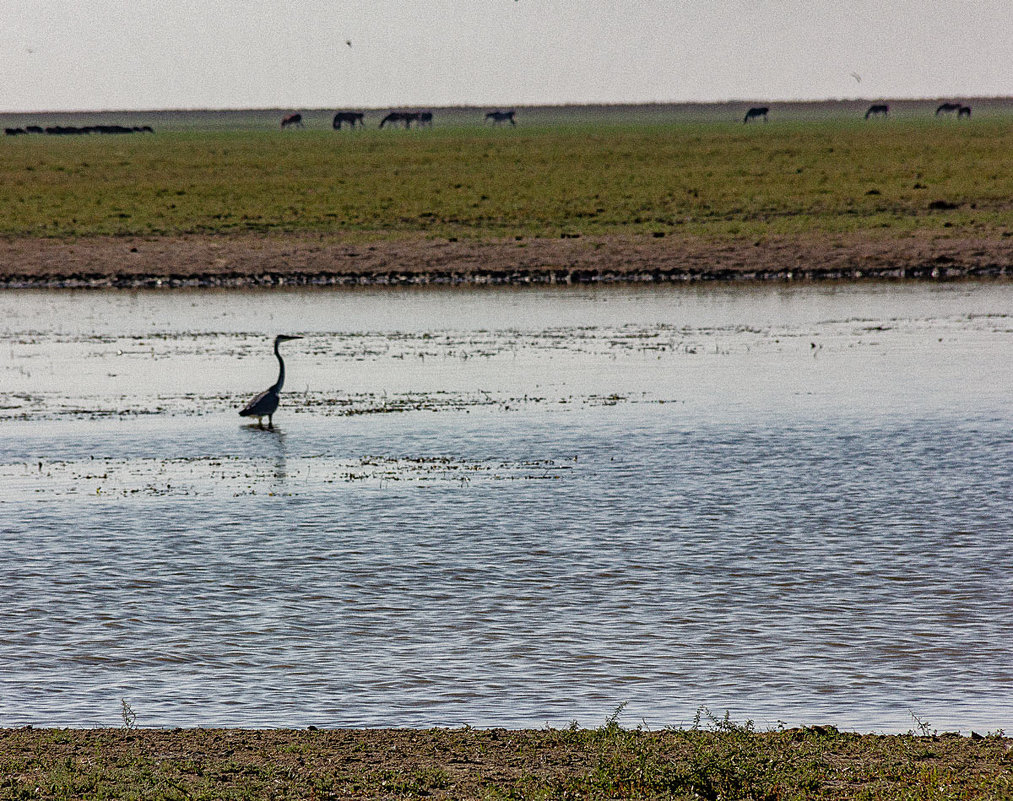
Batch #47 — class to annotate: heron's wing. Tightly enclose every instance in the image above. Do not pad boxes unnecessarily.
[239,388,277,416]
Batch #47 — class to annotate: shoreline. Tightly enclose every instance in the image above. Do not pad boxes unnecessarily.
[3,725,1010,798]
[1,232,1010,289]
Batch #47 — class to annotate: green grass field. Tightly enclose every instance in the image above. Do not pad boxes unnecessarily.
[2,103,1011,242]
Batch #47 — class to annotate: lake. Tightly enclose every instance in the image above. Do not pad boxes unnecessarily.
[1,281,1010,732]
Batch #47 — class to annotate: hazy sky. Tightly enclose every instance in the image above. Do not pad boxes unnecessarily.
[2,1,1009,111]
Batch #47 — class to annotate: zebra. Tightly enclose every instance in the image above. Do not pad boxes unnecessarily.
[379,111,414,129]
[485,110,516,126]
[864,104,889,119]
[743,106,769,124]
[332,111,365,129]
[935,102,962,116]
[380,111,432,129]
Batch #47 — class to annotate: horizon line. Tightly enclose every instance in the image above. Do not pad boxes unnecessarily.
[3,95,1011,116]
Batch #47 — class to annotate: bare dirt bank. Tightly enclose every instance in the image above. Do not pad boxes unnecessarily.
[3,725,1011,799]
[0,232,1011,288]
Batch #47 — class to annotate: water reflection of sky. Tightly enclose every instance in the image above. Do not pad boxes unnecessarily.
[1,282,1011,732]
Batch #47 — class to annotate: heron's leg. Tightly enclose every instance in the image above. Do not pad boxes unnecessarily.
[268,415,274,429]
[257,417,264,429]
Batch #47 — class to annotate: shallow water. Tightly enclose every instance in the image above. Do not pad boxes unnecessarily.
[1,282,1011,732]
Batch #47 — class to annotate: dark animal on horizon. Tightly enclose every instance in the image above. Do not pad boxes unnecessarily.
[380,111,419,128]
[332,111,365,129]
[238,335,303,429]
[33,124,146,136]
[935,102,962,116]
[743,106,769,124]
[4,127,27,136]
[958,105,971,118]
[485,110,516,125]
[379,111,408,128]
[281,113,303,129]
[417,111,433,127]
[864,104,889,119]
[83,125,134,134]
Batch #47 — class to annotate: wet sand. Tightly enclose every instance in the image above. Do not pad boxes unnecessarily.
[1,232,1010,287]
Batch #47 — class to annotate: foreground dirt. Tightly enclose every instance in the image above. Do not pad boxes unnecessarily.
[2,726,1011,799]
[0,232,1010,288]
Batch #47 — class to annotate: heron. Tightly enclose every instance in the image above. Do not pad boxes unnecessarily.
[239,335,303,429]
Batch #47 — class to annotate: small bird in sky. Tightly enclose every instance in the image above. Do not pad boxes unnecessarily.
[850,72,862,83]
[346,40,352,47]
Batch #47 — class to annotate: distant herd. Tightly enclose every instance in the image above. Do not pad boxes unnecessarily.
[311,104,976,129]
[742,103,972,124]
[3,103,979,137]
[4,124,154,136]
[283,109,514,130]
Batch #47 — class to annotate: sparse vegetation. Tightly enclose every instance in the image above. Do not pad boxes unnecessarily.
[2,716,1012,799]
[119,699,136,731]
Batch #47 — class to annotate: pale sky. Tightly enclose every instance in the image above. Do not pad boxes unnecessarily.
[2,1,1010,111]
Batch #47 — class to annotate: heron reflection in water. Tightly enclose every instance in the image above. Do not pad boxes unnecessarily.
[239,335,303,429]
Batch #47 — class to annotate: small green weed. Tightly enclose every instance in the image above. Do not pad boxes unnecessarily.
[120,698,137,730]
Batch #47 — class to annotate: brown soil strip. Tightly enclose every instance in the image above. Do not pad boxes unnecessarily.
[1,233,1010,288]
[2,726,1010,799]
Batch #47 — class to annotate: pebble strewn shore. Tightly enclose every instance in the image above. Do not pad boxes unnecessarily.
[1,233,1009,288]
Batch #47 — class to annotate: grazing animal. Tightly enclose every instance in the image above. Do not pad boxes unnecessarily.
[864,104,889,119]
[416,111,433,127]
[281,113,303,129]
[485,110,516,125]
[239,335,303,429]
[332,111,365,129]
[4,127,27,136]
[935,102,962,116]
[958,105,971,118]
[743,106,769,124]
[25,125,43,134]
[379,111,415,128]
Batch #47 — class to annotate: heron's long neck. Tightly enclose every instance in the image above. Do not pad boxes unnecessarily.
[271,343,285,392]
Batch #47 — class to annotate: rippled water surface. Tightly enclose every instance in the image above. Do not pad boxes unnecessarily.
[2,282,1011,732]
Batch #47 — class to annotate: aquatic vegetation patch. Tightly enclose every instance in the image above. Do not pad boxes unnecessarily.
[0,453,578,499]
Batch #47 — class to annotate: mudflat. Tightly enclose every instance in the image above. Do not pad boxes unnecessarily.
[3,725,1011,799]
[1,232,1010,288]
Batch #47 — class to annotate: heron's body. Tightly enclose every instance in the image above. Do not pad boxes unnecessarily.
[239,335,302,428]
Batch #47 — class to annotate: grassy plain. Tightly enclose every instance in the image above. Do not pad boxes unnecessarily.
[1,104,1011,243]
[3,719,1012,799]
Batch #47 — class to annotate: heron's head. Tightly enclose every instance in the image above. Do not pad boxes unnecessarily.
[275,334,303,344]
